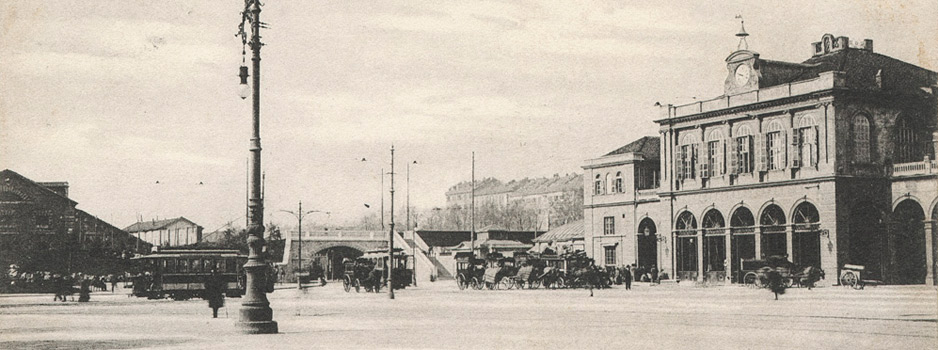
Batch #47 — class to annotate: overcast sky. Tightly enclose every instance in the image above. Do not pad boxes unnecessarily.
[2,1,936,232]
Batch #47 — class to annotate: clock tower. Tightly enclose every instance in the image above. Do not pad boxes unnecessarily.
[724,18,759,95]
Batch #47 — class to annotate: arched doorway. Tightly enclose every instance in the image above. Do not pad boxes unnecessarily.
[893,200,926,284]
[730,207,756,283]
[760,204,787,258]
[702,209,726,283]
[675,211,698,281]
[315,246,364,280]
[637,218,657,270]
[792,202,821,269]
[848,202,885,280]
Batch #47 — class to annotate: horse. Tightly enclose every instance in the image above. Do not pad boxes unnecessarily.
[798,266,825,290]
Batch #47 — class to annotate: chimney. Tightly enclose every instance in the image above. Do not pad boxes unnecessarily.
[864,39,873,52]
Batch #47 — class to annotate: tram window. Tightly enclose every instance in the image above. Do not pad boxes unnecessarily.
[178,259,189,273]
[217,259,226,273]
[203,259,213,272]
[226,259,237,273]
[191,259,202,273]
[165,259,176,273]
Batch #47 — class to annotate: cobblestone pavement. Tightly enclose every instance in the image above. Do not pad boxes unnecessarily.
[1,282,935,349]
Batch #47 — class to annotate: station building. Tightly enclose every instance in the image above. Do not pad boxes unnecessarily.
[583,33,938,286]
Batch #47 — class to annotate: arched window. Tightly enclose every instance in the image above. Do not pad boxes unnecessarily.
[764,121,785,170]
[853,115,871,163]
[614,171,623,193]
[594,174,602,195]
[705,129,725,177]
[676,211,697,231]
[730,207,755,234]
[677,134,699,180]
[792,202,820,226]
[604,173,612,194]
[895,115,920,163]
[760,204,786,228]
[733,125,754,174]
[794,115,819,167]
[702,209,725,233]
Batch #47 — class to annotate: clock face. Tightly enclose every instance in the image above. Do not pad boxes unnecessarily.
[735,64,751,86]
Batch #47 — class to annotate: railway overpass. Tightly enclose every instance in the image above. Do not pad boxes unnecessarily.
[278,230,437,283]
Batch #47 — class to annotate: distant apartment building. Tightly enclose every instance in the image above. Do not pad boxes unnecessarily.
[444,173,583,230]
[125,217,203,248]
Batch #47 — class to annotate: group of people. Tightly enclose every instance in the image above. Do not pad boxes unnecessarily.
[6,265,122,301]
[613,264,663,290]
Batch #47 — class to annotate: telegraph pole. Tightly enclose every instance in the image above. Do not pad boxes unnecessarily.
[388,146,396,299]
[236,0,277,334]
[471,152,475,255]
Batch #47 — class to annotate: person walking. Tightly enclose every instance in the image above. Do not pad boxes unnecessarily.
[77,276,91,302]
[622,265,632,290]
[203,269,225,318]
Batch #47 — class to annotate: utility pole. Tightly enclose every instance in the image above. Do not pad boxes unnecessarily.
[471,152,475,256]
[236,0,277,334]
[388,146,396,300]
[280,202,329,290]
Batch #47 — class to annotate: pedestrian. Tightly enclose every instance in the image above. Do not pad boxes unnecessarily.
[650,265,659,284]
[77,277,91,302]
[622,265,632,290]
[109,274,118,293]
[204,269,225,318]
[764,268,786,300]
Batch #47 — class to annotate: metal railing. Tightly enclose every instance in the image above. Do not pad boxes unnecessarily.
[892,159,936,177]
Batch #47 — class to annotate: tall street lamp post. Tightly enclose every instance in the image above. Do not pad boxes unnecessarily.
[406,160,417,286]
[279,201,329,288]
[236,0,277,334]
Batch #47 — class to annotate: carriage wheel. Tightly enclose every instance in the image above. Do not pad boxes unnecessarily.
[343,276,351,293]
[497,278,512,290]
[841,271,858,289]
[742,272,758,288]
[456,274,466,290]
[471,277,482,290]
[354,278,361,293]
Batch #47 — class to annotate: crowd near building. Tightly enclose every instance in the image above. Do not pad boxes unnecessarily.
[0,169,152,274]
[583,32,937,286]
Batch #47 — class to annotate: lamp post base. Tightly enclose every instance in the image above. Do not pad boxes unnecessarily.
[235,320,279,334]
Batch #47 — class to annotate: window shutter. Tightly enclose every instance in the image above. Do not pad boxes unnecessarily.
[780,129,788,169]
[755,133,767,171]
[791,128,801,168]
[676,148,685,181]
[729,137,739,174]
[811,126,819,167]
[719,138,727,176]
[746,136,753,172]
[695,144,703,179]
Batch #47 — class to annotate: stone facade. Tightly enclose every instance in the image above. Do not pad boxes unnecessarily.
[583,34,938,286]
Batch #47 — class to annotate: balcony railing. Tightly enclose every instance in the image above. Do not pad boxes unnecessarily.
[892,159,937,177]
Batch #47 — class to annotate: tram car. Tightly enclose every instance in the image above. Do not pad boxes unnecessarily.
[361,248,414,290]
[740,255,796,288]
[131,249,247,300]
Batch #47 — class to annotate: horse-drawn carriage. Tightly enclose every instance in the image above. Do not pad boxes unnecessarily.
[341,258,381,293]
[741,256,824,289]
[481,254,517,290]
[342,248,414,293]
[454,252,485,290]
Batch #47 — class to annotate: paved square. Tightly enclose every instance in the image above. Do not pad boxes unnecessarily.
[1,282,935,349]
